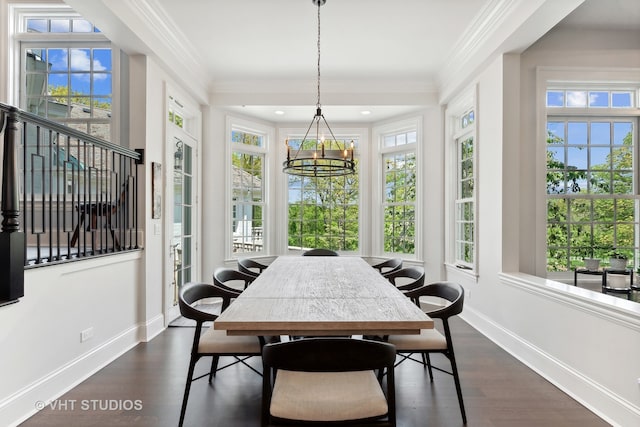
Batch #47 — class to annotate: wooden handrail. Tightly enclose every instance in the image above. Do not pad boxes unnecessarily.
[0,102,141,160]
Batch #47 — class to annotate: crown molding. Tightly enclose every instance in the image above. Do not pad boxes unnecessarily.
[438,0,520,86]
[64,0,209,104]
[128,0,203,76]
[125,0,209,101]
[437,0,585,103]
[437,0,528,103]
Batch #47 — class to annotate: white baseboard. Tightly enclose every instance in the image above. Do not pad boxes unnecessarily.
[1,324,141,427]
[460,306,638,427]
[139,313,165,342]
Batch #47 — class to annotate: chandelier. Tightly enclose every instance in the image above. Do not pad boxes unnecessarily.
[282,0,356,178]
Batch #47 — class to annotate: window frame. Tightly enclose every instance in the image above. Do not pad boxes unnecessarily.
[282,130,363,255]
[379,130,418,257]
[373,118,421,260]
[453,111,476,269]
[545,99,639,276]
[445,87,478,276]
[12,4,119,143]
[226,116,272,259]
[536,67,640,280]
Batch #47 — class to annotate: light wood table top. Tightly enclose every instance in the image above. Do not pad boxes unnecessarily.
[215,256,433,336]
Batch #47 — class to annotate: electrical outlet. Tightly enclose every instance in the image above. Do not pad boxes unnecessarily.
[80,327,94,342]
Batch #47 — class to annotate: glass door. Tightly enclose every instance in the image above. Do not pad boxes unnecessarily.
[165,102,197,323]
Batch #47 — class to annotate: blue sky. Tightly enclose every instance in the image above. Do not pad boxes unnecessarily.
[44,48,112,98]
[26,18,111,101]
[547,90,633,108]
[548,120,633,171]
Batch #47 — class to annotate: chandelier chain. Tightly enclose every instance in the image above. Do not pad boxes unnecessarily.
[282,0,355,178]
[316,0,321,109]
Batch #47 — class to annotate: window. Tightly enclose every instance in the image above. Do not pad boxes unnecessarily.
[381,129,417,255]
[287,137,360,252]
[453,110,476,268]
[13,7,116,195]
[545,86,639,272]
[16,9,113,142]
[230,126,266,255]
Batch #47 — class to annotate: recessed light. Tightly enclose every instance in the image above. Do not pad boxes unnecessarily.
[275,110,285,115]
[361,110,371,115]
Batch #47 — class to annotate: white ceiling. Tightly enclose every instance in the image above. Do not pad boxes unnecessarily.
[66,0,640,123]
[153,0,487,123]
[158,0,486,84]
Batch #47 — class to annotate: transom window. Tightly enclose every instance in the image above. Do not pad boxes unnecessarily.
[546,90,634,109]
[545,87,639,271]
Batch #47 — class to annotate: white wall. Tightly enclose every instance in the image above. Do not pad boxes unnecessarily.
[201,106,228,279]
[0,253,142,426]
[447,27,640,427]
[0,48,202,427]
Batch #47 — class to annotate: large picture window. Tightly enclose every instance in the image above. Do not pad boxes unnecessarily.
[287,137,359,252]
[546,87,638,272]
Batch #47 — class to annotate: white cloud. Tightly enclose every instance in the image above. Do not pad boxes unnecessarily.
[566,91,587,107]
[68,49,107,80]
[47,49,109,83]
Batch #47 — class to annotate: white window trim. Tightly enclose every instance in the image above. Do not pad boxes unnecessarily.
[225,115,274,259]
[536,66,640,279]
[445,85,479,278]
[372,117,422,260]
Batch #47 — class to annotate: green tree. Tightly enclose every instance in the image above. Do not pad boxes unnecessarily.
[383,153,416,254]
[287,139,360,251]
[546,127,634,271]
[49,85,111,110]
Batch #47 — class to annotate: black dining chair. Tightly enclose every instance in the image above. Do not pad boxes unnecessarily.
[262,337,397,426]
[302,248,339,256]
[213,267,256,291]
[385,281,467,424]
[237,257,270,277]
[371,257,403,276]
[178,282,266,427]
[384,266,425,291]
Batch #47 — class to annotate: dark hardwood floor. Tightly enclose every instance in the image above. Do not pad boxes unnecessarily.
[21,318,610,427]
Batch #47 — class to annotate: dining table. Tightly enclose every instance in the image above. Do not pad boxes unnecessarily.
[214,255,434,336]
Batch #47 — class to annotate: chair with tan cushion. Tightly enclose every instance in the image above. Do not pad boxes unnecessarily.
[261,337,396,426]
[178,282,265,427]
[385,281,467,424]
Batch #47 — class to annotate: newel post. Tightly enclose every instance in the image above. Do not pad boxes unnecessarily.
[1,106,25,305]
